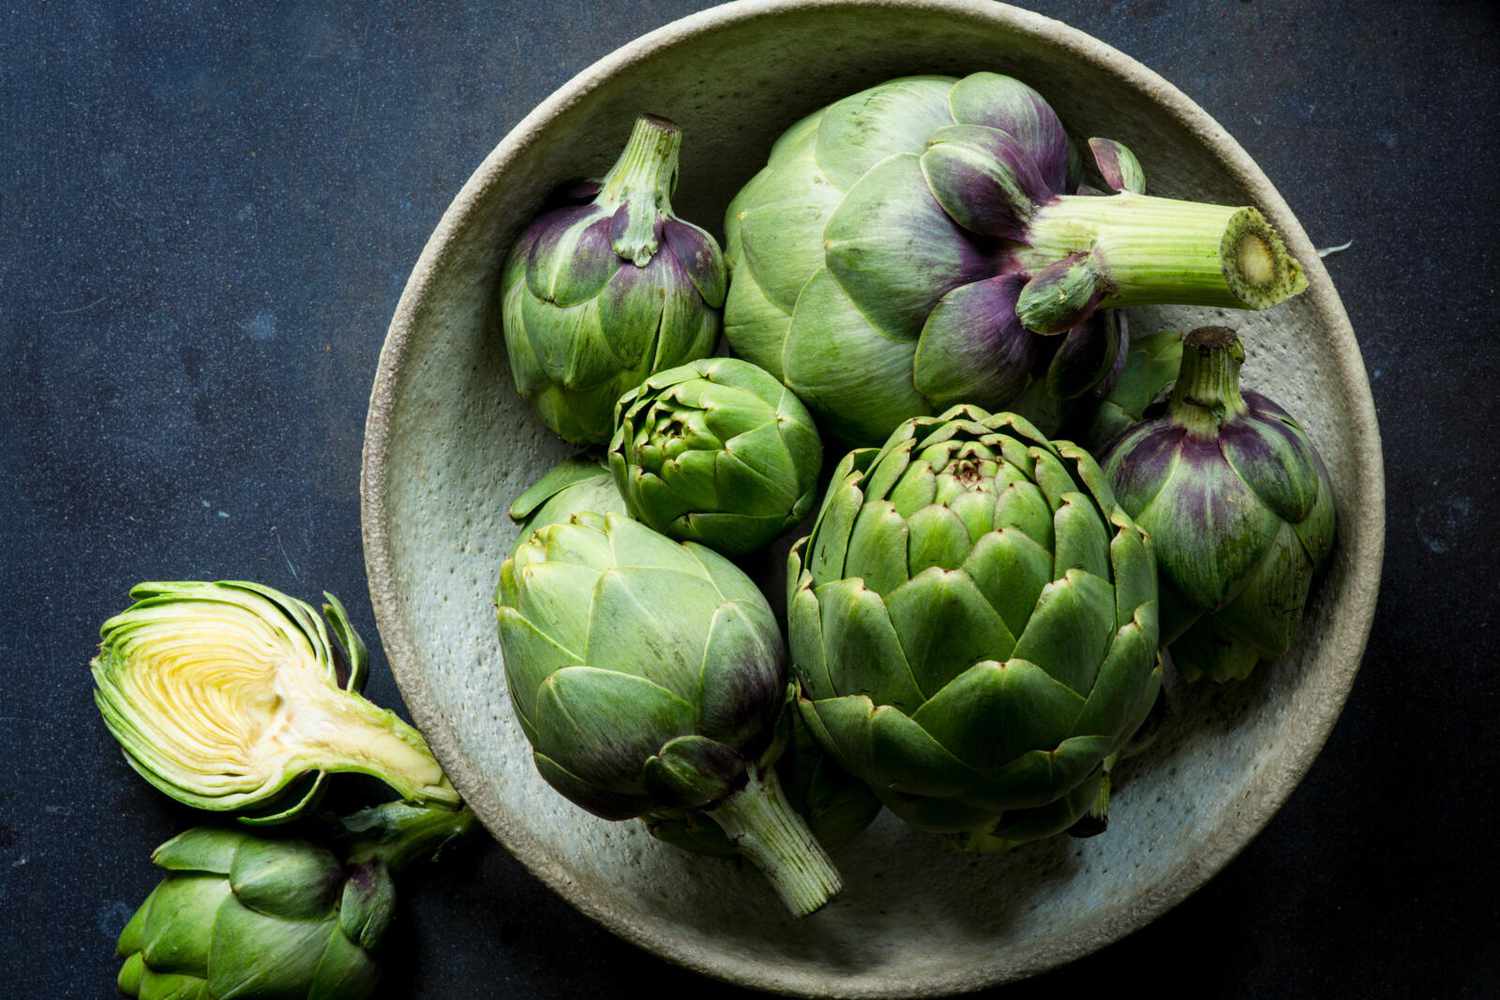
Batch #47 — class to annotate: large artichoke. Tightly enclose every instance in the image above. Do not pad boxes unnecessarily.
[724,72,1306,445]
[609,357,823,555]
[1102,327,1336,682]
[788,405,1161,845]
[91,581,459,823]
[496,512,842,914]
[115,802,475,1000]
[501,114,726,444]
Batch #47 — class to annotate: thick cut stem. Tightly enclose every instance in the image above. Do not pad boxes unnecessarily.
[342,802,477,872]
[281,676,460,808]
[597,114,682,266]
[706,763,843,916]
[1017,193,1307,320]
[1170,326,1248,434]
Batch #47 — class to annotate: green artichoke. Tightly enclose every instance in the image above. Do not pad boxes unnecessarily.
[501,114,726,444]
[116,802,475,1000]
[92,581,459,823]
[507,455,627,554]
[724,72,1306,445]
[788,405,1162,845]
[608,357,823,556]
[496,512,842,914]
[1101,327,1336,682]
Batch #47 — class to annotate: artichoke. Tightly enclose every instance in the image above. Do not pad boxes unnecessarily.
[92,581,459,823]
[115,801,475,1000]
[788,404,1162,845]
[501,114,726,444]
[724,72,1307,445]
[609,357,823,556]
[507,455,627,554]
[496,512,842,914]
[1102,327,1336,682]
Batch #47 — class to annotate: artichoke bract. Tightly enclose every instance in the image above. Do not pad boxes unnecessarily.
[507,455,627,554]
[724,72,1307,445]
[1083,328,1185,451]
[92,581,459,823]
[116,802,475,1000]
[502,114,726,444]
[609,357,823,556]
[788,405,1162,845]
[496,512,842,915]
[1102,327,1336,682]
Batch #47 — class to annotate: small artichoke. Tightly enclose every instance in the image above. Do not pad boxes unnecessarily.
[507,455,627,554]
[501,114,726,444]
[725,72,1306,445]
[496,512,842,914]
[609,357,823,556]
[1102,327,1336,682]
[788,405,1161,845]
[115,802,475,1000]
[92,581,459,823]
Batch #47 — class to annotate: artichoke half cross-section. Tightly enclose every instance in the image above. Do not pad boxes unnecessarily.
[92,581,459,824]
[788,405,1162,847]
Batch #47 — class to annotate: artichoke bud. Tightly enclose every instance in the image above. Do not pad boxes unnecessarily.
[723,72,1307,446]
[788,404,1163,845]
[496,512,843,915]
[609,357,824,556]
[91,581,460,822]
[1102,327,1336,682]
[502,115,727,445]
[116,802,476,1000]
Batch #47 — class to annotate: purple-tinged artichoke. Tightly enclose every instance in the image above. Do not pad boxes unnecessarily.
[1102,327,1335,682]
[501,115,726,444]
[724,73,1307,445]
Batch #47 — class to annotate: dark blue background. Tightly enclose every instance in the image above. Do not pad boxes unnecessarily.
[3,2,1496,996]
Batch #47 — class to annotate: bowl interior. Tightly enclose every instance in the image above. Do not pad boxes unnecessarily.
[362,3,1381,996]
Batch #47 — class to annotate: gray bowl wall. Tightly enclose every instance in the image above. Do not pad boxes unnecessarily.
[360,2,1384,996]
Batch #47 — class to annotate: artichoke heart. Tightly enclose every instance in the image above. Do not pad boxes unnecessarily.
[92,581,459,822]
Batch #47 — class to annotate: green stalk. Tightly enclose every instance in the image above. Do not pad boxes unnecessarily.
[597,114,681,266]
[1169,326,1248,435]
[707,763,843,916]
[342,801,477,872]
[1015,193,1307,332]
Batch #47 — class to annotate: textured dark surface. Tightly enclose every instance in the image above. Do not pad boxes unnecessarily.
[1,2,1496,997]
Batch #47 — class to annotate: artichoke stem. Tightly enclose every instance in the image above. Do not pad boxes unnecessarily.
[598,114,682,266]
[287,680,461,809]
[1170,326,1249,432]
[706,763,843,917]
[342,802,477,871]
[1017,193,1307,326]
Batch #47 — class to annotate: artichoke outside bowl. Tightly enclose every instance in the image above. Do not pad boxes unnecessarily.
[359,2,1385,996]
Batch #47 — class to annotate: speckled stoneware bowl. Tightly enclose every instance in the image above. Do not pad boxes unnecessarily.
[361,1,1385,994]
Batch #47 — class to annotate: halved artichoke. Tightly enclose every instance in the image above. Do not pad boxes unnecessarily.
[92,581,459,823]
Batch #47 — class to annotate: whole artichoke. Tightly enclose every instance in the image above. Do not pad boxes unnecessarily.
[507,455,627,554]
[724,72,1306,444]
[115,802,475,1000]
[91,581,458,823]
[496,512,842,915]
[1102,327,1335,682]
[788,405,1161,845]
[609,357,823,555]
[501,114,726,444]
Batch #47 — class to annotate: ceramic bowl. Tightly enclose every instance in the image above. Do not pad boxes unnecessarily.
[361,2,1384,994]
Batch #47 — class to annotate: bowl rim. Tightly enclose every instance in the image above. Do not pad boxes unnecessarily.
[361,1,1386,995]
